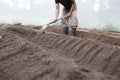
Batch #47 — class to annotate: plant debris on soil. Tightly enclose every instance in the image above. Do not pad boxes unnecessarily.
[0,24,120,80]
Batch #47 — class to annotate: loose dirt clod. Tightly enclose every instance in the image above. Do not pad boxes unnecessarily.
[0,36,2,39]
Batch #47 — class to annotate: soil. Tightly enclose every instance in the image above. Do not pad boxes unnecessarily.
[44,26,120,46]
[0,24,120,80]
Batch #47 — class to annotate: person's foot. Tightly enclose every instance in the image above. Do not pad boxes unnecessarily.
[72,28,76,36]
[63,27,69,35]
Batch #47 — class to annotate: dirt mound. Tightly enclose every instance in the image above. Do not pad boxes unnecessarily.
[0,25,119,80]
[0,26,88,80]
[43,26,120,46]
[31,31,120,78]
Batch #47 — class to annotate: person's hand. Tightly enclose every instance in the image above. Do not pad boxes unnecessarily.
[66,12,71,17]
[62,13,71,19]
[52,18,58,23]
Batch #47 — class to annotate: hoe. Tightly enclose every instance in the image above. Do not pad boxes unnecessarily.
[38,15,68,34]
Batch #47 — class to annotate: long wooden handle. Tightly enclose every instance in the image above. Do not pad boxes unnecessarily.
[41,15,69,32]
[47,15,69,25]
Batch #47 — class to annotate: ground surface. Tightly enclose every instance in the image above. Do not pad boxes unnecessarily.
[0,24,120,80]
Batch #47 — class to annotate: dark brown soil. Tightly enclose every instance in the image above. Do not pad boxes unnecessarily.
[44,26,120,46]
[0,24,119,80]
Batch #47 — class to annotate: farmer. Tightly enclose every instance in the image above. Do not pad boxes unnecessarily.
[53,0,78,36]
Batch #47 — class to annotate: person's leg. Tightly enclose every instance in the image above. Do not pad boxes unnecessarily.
[62,8,69,35]
[70,10,78,36]
[72,27,77,36]
[63,27,69,35]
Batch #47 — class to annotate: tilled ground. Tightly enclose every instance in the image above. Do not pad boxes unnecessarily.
[0,24,120,80]
[45,26,120,46]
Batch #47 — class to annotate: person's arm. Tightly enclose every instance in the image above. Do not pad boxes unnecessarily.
[67,0,76,17]
[52,3,60,22]
[69,3,76,15]
[55,3,60,19]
